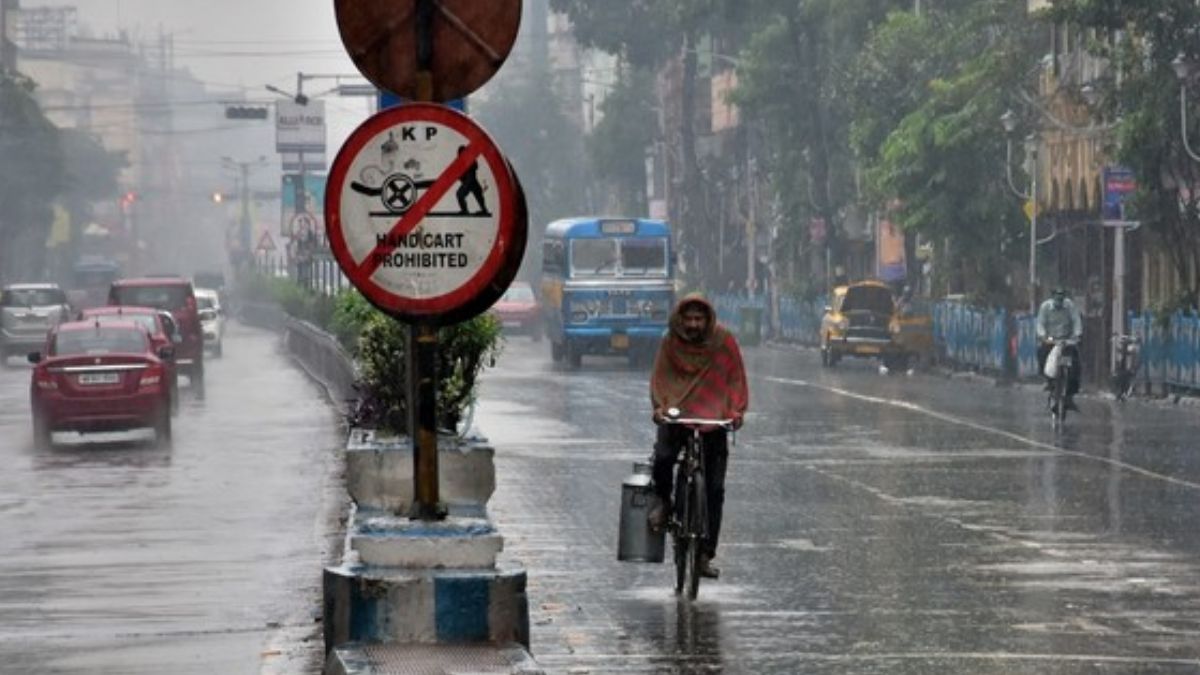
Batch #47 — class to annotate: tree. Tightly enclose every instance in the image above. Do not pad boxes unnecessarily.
[850,0,1039,302]
[550,0,742,289]
[0,73,65,281]
[58,128,129,264]
[1051,0,1200,308]
[473,55,589,276]
[587,65,656,214]
[731,0,911,292]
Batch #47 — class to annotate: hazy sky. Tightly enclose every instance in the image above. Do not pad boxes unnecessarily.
[64,0,372,145]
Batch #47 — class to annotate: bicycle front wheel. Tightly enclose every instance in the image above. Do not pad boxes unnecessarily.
[673,473,690,596]
[1054,371,1069,425]
[683,473,707,600]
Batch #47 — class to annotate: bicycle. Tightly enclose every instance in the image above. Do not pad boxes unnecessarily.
[1111,333,1140,402]
[660,408,733,600]
[1044,337,1078,427]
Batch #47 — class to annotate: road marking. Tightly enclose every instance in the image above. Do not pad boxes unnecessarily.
[765,376,1200,492]
[541,651,1200,666]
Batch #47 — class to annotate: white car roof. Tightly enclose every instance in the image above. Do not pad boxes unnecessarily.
[3,283,62,291]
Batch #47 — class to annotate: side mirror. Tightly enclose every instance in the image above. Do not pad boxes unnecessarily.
[158,346,175,360]
[27,352,42,364]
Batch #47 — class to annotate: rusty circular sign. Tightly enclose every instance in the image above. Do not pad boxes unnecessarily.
[325,103,527,325]
[334,0,523,103]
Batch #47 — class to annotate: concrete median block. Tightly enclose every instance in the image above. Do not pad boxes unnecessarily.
[323,560,530,653]
[350,511,504,568]
[324,642,544,675]
[345,429,496,512]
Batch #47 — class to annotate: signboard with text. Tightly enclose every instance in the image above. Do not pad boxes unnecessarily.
[325,103,526,324]
[1102,165,1136,224]
[275,99,326,154]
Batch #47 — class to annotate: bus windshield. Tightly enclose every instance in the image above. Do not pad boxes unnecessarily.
[570,238,668,278]
[620,238,668,276]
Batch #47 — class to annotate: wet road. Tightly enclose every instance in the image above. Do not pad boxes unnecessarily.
[479,338,1200,674]
[0,322,343,675]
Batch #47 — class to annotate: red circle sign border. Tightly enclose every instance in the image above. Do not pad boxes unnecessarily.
[325,103,519,322]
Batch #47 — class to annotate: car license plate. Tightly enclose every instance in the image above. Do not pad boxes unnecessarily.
[78,373,120,385]
[859,345,881,355]
[611,334,629,350]
[503,321,521,328]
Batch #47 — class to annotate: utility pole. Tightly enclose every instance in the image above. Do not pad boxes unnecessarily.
[222,156,265,270]
[0,0,16,74]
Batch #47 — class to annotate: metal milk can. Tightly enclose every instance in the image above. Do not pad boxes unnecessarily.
[617,460,665,563]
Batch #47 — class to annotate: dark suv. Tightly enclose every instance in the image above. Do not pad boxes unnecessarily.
[108,277,204,388]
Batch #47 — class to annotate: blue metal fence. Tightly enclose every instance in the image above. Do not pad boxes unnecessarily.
[708,291,1200,395]
[778,296,825,345]
[710,293,824,345]
[1120,311,1200,395]
[933,302,1010,373]
[1015,314,1038,379]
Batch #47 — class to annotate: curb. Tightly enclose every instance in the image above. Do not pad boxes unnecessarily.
[323,560,530,648]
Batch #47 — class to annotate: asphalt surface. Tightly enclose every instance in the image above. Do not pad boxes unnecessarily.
[0,322,345,675]
[478,336,1200,674]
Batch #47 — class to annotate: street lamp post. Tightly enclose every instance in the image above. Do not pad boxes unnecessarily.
[1001,110,1040,314]
[1172,53,1200,162]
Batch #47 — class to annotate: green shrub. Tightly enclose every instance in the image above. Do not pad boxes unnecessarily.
[330,291,377,355]
[355,309,503,435]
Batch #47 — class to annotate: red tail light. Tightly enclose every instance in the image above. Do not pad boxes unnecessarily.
[186,296,197,315]
[34,370,57,390]
[139,364,164,388]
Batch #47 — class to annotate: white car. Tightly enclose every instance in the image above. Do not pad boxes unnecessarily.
[1,283,72,366]
[194,288,224,357]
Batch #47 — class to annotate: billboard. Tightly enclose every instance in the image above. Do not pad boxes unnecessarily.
[281,174,326,239]
[275,99,326,154]
[1102,165,1136,223]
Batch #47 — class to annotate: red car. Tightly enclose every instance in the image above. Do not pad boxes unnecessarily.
[28,320,173,447]
[491,281,542,341]
[80,305,181,413]
[108,277,204,389]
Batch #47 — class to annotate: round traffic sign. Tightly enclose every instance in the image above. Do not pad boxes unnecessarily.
[325,103,527,324]
[334,0,522,103]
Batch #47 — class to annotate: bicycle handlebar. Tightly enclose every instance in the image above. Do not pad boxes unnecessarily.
[662,417,734,429]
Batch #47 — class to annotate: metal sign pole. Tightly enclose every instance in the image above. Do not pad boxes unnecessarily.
[408,0,444,521]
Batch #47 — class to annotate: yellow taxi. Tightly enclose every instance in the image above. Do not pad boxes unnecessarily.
[820,280,909,370]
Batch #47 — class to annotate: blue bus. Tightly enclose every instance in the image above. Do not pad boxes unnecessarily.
[540,217,675,369]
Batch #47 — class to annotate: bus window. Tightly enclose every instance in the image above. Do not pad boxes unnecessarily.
[621,238,668,276]
[542,240,564,275]
[571,239,619,278]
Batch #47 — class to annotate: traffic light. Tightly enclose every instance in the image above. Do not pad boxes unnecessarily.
[225,106,269,120]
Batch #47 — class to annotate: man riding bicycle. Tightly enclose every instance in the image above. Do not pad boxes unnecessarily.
[647,294,749,580]
[1036,287,1083,412]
